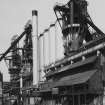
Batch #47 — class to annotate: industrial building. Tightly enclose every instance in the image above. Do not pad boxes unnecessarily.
[1,0,105,105]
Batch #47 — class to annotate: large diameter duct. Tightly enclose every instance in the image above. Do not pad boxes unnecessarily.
[39,34,45,81]
[48,27,51,65]
[32,10,39,85]
[49,24,56,64]
[55,21,64,61]
[44,29,49,66]
[38,36,41,82]
[47,28,50,65]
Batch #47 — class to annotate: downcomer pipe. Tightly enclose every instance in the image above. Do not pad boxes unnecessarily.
[32,10,39,85]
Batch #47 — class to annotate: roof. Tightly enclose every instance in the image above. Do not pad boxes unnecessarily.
[30,70,97,95]
[53,70,97,87]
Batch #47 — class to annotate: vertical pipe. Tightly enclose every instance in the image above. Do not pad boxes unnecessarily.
[43,32,45,68]
[39,35,42,82]
[48,27,51,65]
[50,24,55,64]
[32,10,39,85]
[70,1,74,35]
[20,69,23,102]
[42,32,46,81]
[43,29,47,67]
[55,21,57,62]
[69,1,74,50]
[44,29,49,66]
[40,34,45,81]
[47,28,50,65]
[55,20,64,60]
[38,36,41,82]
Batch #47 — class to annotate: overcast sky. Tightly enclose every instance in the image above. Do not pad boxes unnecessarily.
[0,0,105,81]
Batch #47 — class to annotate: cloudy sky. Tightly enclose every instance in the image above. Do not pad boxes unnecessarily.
[0,0,105,81]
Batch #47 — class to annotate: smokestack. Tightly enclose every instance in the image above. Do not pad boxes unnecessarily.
[32,10,39,85]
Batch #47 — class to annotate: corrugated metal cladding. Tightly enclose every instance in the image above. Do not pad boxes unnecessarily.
[53,70,97,87]
[50,69,103,93]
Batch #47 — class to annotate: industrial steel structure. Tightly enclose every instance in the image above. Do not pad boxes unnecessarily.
[1,0,105,105]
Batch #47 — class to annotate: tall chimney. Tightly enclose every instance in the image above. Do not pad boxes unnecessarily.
[32,10,39,85]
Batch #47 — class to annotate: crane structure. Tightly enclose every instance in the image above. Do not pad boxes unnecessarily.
[2,0,105,105]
